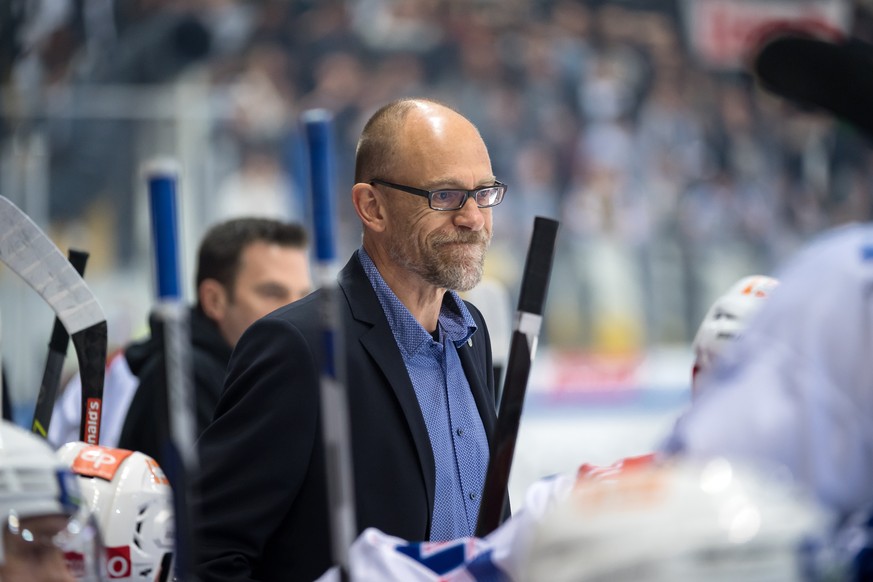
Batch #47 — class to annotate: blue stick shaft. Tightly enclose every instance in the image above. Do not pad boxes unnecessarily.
[304,110,337,265]
[302,109,356,580]
[145,159,196,581]
[147,170,182,301]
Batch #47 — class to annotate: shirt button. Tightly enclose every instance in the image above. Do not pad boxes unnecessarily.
[469,492,478,500]
[456,427,465,436]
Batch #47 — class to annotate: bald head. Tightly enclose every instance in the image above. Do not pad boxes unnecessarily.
[354,99,481,184]
[350,97,497,304]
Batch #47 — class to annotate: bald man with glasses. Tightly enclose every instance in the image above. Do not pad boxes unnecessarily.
[194,98,506,582]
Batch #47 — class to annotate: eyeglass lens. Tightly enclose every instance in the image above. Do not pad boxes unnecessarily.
[431,186,502,209]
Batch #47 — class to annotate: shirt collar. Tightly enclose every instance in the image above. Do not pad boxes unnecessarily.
[357,247,477,355]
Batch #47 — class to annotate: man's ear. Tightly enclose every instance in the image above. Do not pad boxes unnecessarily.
[199,279,228,322]
[352,183,387,233]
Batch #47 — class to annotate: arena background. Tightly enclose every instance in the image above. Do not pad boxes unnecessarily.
[1,0,869,505]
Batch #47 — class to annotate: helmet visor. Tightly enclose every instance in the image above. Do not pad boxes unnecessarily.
[2,507,106,582]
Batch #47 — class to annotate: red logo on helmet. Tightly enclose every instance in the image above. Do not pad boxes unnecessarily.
[72,446,134,481]
[106,545,132,579]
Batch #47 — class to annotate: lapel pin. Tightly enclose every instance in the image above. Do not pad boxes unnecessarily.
[467,338,473,347]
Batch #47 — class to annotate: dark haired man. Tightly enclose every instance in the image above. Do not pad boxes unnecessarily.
[117,217,311,465]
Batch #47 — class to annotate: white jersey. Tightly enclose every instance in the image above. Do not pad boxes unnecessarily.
[664,223,873,518]
[315,453,833,581]
[315,457,655,582]
[313,473,574,581]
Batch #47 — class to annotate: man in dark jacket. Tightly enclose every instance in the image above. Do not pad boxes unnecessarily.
[118,217,311,466]
[195,98,505,582]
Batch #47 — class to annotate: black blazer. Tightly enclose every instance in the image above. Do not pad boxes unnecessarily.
[194,251,497,582]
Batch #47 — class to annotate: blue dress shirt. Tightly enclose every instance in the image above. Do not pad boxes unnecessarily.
[359,247,489,540]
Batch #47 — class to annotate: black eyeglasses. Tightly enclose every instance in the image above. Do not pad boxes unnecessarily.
[370,179,507,211]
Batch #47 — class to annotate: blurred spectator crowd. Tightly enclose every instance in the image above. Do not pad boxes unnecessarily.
[4,0,873,352]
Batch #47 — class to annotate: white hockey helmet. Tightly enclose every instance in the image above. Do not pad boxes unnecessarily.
[0,420,102,581]
[57,442,174,581]
[692,275,778,394]
[521,458,835,582]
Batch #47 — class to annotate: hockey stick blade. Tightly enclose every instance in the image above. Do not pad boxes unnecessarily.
[0,197,105,334]
[475,216,559,537]
[32,249,89,438]
[0,197,107,445]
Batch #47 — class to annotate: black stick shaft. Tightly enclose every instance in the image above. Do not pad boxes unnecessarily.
[475,217,559,537]
[32,249,89,438]
[73,320,107,445]
[475,332,532,536]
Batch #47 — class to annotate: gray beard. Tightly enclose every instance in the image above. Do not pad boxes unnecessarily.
[388,233,490,291]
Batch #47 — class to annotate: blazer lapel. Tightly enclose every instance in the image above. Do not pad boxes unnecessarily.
[338,254,436,516]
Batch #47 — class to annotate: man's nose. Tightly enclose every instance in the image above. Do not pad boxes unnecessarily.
[452,197,486,230]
